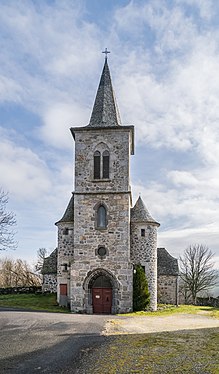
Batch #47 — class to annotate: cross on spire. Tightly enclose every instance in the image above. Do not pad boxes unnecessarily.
[102,48,110,60]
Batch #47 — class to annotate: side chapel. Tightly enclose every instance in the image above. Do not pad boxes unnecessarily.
[42,54,179,313]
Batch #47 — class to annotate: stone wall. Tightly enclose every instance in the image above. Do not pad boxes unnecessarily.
[71,191,133,313]
[42,274,57,293]
[157,275,178,305]
[73,128,133,193]
[56,222,74,302]
[131,223,158,311]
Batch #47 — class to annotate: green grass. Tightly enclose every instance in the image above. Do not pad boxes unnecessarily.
[119,304,219,318]
[79,328,219,373]
[0,293,70,313]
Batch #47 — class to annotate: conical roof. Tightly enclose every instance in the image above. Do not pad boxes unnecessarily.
[131,196,160,226]
[55,194,74,225]
[88,58,121,127]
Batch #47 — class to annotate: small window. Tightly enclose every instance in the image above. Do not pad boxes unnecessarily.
[102,150,109,179]
[97,205,107,228]
[94,151,101,179]
[63,228,69,235]
[62,263,68,271]
[97,247,107,257]
[141,229,145,237]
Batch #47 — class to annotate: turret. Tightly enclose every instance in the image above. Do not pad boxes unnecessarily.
[130,196,160,311]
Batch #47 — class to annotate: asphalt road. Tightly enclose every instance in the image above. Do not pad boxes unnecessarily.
[0,308,108,373]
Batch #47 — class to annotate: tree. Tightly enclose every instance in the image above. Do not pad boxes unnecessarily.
[35,248,48,273]
[133,264,150,311]
[0,258,41,287]
[0,189,17,250]
[179,244,218,305]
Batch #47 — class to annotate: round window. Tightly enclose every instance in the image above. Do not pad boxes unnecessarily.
[97,247,107,257]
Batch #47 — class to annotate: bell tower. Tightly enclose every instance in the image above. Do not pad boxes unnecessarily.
[69,55,134,313]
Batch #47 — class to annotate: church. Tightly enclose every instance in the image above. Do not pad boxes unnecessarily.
[42,54,179,313]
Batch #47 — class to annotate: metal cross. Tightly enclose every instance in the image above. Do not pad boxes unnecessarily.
[102,48,110,60]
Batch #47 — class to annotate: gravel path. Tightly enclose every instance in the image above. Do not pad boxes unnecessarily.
[104,313,219,335]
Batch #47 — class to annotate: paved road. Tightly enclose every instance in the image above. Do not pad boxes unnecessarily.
[0,308,108,373]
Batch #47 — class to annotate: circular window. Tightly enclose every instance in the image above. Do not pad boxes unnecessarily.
[97,247,107,257]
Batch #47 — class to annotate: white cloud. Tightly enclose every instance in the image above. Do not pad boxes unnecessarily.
[40,102,89,149]
[0,132,52,200]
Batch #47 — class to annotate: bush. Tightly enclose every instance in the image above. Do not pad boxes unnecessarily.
[133,264,150,311]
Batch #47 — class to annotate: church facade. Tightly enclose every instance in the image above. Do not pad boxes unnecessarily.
[42,57,179,313]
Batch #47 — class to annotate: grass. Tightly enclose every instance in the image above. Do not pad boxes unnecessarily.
[79,328,219,373]
[119,304,219,319]
[0,293,70,313]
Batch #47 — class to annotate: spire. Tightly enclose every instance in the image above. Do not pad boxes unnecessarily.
[131,196,160,226]
[88,56,121,127]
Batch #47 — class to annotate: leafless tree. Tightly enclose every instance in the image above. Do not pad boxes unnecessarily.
[179,244,218,304]
[35,248,48,273]
[0,258,41,287]
[0,189,17,250]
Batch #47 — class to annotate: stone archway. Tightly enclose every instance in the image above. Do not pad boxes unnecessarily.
[83,268,119,314]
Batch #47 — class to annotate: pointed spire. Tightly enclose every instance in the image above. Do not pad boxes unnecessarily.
[88,57,121,127]
[131,196,160,226]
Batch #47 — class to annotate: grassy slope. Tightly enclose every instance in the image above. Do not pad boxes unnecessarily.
[0,293,70,313]
[119,304,219,319]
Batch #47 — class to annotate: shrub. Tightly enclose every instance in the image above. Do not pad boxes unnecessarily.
[133,264,150,311]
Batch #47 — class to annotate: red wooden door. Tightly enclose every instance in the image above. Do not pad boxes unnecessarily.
[92,288,112,314]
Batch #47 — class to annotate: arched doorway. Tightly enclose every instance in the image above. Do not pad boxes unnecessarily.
[92,275,112,314]
[83,268,119,314]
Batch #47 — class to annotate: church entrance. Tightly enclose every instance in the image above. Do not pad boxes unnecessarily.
[92,275,112,314]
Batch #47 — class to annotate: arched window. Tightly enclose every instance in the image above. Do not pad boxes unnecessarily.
[102,150,109,179]
[94,150,101,179]
[97,205,107,228]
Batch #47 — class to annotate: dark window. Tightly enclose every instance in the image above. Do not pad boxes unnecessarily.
[97,205,107,228]
[102,150,109,179]
[94,150,101,179]
[97,247,107,257]
[63,228,69,235]
[63,263,68,271]
[141,229,145,237]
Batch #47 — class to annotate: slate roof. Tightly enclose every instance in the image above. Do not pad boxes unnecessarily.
[55,194,74,225]
[157,248,179,276]
[131,196,160,226]
[41,248,57,275]
[88,58,121,127]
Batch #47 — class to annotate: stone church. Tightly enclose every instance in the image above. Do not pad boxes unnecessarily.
[42,56,179,313]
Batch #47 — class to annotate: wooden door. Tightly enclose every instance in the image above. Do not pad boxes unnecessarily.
[92,288,112,314]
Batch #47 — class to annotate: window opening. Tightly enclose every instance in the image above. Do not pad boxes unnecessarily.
[94,150,101,179]
[102,150,109,179]
[97,205,107,228]
[141,229,145,237]
[97,246,107,257]
[63,228,69,235]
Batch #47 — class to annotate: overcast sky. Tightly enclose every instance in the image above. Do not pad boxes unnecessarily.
[0,0,219,273]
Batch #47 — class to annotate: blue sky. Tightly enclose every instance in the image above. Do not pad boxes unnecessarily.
[1,0,219,278]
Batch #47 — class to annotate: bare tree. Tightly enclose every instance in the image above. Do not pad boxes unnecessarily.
[35,248,48,273]
[179,244,218,304]
[0,258,41,287]
[0,189,17,250]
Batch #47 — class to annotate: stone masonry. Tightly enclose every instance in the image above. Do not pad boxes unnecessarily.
[42,57,179,312]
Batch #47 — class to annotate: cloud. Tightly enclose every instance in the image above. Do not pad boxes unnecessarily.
[0,129,52,200]
[40,102,89,149]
